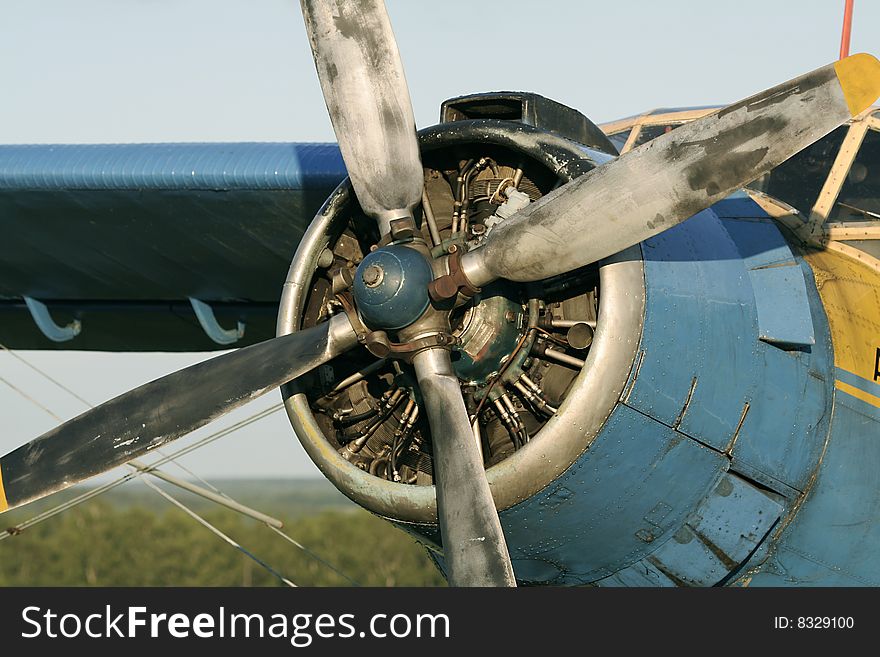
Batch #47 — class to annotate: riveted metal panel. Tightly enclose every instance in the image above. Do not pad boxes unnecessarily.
[720,217,797,270]
[627,208,833,491]
[675,289,760,451]
[741,246,880,586]
[645,525,736,586]
[595,559,677,587]
[713,209,794,269]
[731,349,829,490]
[743,399,880,587]
[745,544,874,586]
[624,215,709,426]
[687,472,784,561]
[730,260,834,491]
[748,265,815,346]
[499,404,727,585]
[598,472,783,587]
[627,207,762,452]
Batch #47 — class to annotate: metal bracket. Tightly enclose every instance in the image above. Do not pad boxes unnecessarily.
[362,330,457,361]
[188,297,245,345]
[335,290,456,362]
[23,296,81,342]
[428,247,481,302]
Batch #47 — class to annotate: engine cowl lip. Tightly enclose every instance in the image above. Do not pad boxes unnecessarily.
[277,123,645,524]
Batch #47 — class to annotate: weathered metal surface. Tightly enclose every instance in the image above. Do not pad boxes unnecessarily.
[748,265,815,347]
[719,197,818,346]
[740,246,880,585]
[499,404,728,585]
[687,473,784,562]
[412,348,516,587]
[598,473,783,586]
[743,399,880,586]
[729,338,832,491]
[301,0,422,237]
[279,122,642,524]
[627,208,759,452]
[0,313,358,513]
[624,201,834,493]
[717,215,798,270]
[459,57,874,288]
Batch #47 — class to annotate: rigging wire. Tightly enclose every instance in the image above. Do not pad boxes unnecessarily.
[0,374,64,422]
[0,355,298,586]
[140,476,297,587]
[0,340,241,493]
[154,453,361,586]
[0,340,271,501]
[0,404,282,540]
[267,525,360,586]
[137,405,285,468]
[0,341,92,407]
[0,348,358,585]
[0,338,281,492]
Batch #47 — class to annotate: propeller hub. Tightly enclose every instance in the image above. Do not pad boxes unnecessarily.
[361,264,385,288]
[353,245,434,331]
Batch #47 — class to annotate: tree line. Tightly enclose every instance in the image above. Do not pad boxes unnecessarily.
[0,494,446,587]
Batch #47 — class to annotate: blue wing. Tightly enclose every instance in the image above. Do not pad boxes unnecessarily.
[0,142,346,351]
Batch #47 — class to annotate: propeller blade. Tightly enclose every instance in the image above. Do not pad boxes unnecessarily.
[301,0,423,237]
[412,348,516,587]
[0,314,358,514]
[460,53,880,288]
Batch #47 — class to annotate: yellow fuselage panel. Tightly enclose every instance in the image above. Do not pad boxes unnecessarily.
[804,245,880,406]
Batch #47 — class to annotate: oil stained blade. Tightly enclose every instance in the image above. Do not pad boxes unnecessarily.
[301,0,423,238]
[460,53,880,288]
[412,348,516,587]
[0,314,358,514]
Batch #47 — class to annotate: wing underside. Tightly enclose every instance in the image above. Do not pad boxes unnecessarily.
[0,142,346,351]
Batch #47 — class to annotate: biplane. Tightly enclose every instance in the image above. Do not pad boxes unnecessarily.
[1,0,879,586]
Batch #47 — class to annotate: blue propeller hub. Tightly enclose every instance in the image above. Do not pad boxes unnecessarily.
[352,244,434,331]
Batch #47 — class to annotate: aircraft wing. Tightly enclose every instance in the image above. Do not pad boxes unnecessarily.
[0,142,346,351]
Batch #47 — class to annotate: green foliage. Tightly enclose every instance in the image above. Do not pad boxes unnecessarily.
[0,482,446,587]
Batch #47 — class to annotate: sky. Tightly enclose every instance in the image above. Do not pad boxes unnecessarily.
[0,0,877,484]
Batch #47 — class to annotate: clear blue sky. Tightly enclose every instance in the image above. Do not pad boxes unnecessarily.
[0,0,877,481]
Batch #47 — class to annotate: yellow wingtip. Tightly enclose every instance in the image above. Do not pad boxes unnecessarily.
[835,53,880,117]
[0,466,7,513]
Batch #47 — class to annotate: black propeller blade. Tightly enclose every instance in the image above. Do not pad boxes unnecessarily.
[0,315,357,514]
